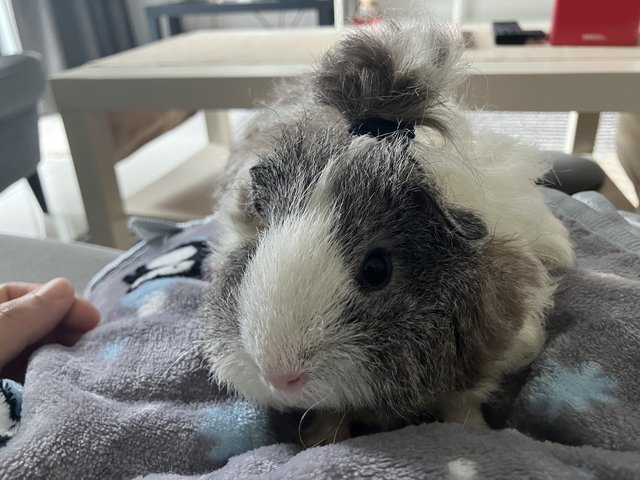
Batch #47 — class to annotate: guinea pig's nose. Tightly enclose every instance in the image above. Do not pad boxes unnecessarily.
[263,371,307,392]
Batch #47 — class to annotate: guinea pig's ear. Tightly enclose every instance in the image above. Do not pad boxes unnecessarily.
[312,19,466,139]
[415,188,488,241]
[441,207,488,241]
[247,163,270,220]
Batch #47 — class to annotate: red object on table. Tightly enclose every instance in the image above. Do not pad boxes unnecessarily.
[549,0,640,46]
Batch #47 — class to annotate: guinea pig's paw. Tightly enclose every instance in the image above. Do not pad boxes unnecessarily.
[438,392,489,429]
[445,407,488,429]
[299,411,351,448]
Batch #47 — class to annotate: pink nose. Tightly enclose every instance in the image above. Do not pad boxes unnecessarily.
[263,371,307,392]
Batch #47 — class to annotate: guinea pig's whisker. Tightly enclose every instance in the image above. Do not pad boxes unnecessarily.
[310,433,331,449]
[461,408,471,431]
[308,409,348,448]
[298,391,333,449]
[332,410,349,444]
[147,341,203,401]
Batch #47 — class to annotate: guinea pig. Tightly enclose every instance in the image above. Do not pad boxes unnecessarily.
[200,18,574,446]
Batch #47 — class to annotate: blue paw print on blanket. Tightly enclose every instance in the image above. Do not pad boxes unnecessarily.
[99,339,128,360]
[196,402,277,463]
[576,467,597,480]
[527,361,618,420]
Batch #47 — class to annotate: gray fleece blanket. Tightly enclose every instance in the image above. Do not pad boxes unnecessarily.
[1,187,640,479]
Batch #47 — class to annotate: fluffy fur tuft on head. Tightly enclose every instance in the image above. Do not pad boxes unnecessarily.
[313,19,467,136]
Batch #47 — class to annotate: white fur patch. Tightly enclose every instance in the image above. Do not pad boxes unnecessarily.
[238,213,345,354]
[235,206,353,405]
[499,313,547,376]
[228,188,374,410]
[414,130,574,272]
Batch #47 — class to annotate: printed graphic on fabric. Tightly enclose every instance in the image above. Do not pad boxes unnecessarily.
[123,241,209,291]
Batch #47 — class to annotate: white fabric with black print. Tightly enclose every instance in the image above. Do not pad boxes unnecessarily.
[0,380,22,447]
[123,240,209,292]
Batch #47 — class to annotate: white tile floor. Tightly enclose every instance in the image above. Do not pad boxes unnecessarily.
[0,110,637,242]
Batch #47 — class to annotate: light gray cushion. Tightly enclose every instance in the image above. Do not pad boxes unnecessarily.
[0,234,122,291]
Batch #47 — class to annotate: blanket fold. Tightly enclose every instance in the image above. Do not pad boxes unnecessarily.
[1,189,639,479]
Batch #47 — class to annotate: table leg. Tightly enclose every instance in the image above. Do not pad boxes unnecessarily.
[616,112,640,209]
[147,15,162,41]
[27,172,48,213]
[59,111,133,249]
[332,0,345,27]
[205,110,234,148]
[565,111,600,155]
[318,4,334,26]
[598,174,635,212]
[168,17,183,36]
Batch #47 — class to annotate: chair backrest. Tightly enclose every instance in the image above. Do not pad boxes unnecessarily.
[0,52,46,192]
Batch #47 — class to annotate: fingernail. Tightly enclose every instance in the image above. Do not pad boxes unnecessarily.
[35,278,72,302]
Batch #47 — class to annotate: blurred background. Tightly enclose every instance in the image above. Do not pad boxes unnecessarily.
[0,0,638,246]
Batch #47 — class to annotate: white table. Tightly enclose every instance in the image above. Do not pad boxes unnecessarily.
[51,27,640,248]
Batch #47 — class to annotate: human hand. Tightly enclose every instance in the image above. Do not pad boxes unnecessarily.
[0,278,100,380]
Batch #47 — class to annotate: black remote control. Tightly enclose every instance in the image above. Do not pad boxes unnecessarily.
[493,21,547,45]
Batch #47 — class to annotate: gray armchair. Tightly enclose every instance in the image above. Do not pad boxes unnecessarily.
[0,232,121,291]
[0,52,47,211]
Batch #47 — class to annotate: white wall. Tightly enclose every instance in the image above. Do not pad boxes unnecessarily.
[377,0,453,20]
[0,0,21,54]
[377,0,554,24]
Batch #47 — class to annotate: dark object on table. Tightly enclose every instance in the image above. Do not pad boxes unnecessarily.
[538,152,605,195]
[493,21,547,45]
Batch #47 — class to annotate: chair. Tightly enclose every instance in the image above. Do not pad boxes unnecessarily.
[0,52,47,211]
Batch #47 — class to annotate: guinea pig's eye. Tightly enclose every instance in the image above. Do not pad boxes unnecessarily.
[359,249,392,291]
